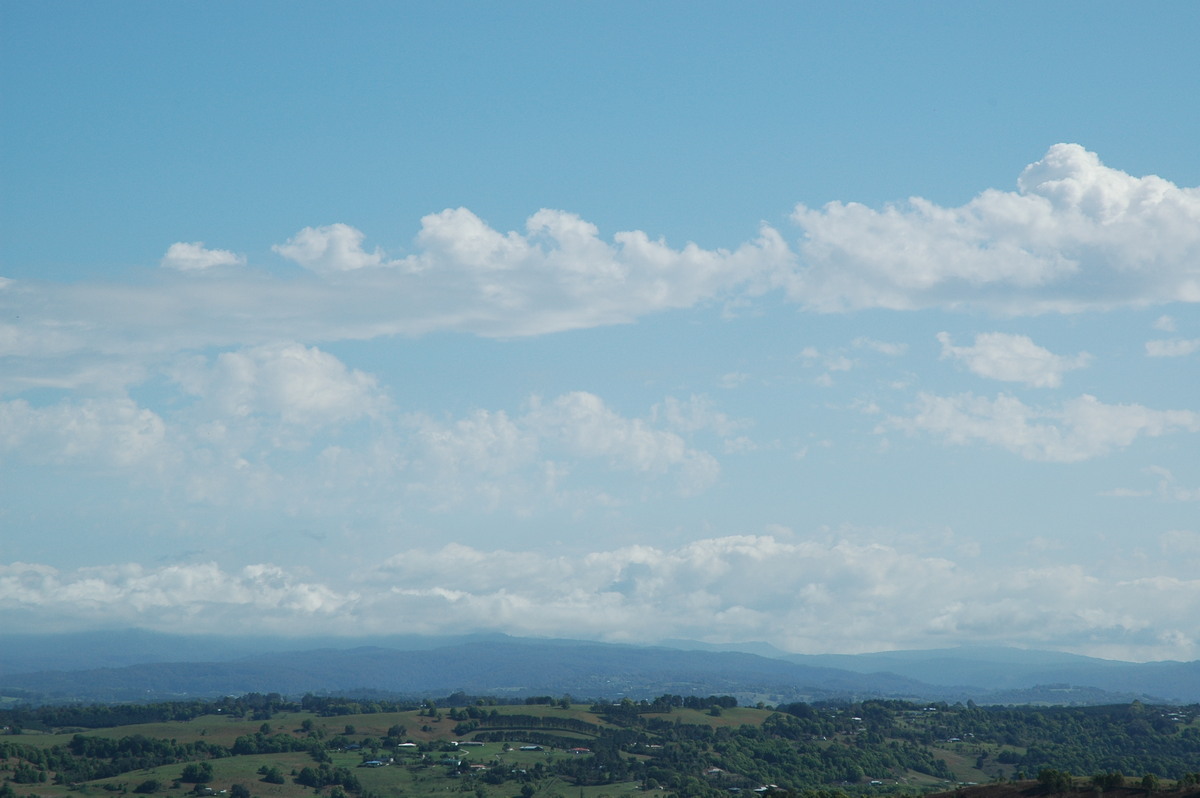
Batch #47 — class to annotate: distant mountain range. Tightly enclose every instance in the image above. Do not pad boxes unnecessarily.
[1,630,1196,705]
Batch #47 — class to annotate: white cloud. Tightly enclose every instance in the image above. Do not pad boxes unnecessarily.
[0,561,354,632]
[1153,315,1176,332]
[171,342,389,427]
[0,209,793,385]
[797,346,855,375]
[1160,530,1200,557]
[717,371,749,389]
[937,331,1091,387]
[527,392,720,495]
[1145,466,1200,502]
[399,391,724,510]
[653,394,748,438]
[0,396,170,468]
[5,532,1199,660]
[5,146,1198,384]
[853,337,907,356]
[272,224,385,273]
[783,144,1200,312]
[886,392,1200,462]
[161,242,246,271]
[0,365,724,516]
[1099,487,1153,499]
[268,208,790,335]
[1146,337,1200,357]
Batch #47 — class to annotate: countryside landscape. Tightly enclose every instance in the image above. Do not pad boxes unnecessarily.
[3,690,1200,798]
[5,5,1200,798]
[3,635,1200,798]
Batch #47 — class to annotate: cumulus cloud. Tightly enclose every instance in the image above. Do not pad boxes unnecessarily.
[0,561,354,632]
[170,342,389,427]
[161,242,245,271]
[886,392,1200,462]
[273,224,385,273]
[937,331,1091,387]
[530,392,716,482]
[5,532,1199,659]
[784,143,1200,312]
[268,208,790,334]
[6,146,1199,383]
[405,391,722,506]
[0,396,169,468]
[1,329,728,513]
[1,209,791,383]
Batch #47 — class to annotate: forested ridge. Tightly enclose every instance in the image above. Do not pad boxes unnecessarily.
[2,694,1199,798]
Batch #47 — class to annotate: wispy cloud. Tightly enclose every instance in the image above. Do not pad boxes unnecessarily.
[1,342,730,513]
[1146,338,1200,357]
[937,332,1091,388]
[161,242,246,272]
[885,392,1200,462]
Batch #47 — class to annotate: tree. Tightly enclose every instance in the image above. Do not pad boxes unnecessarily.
[1140,773,1159,791]
[1037,769,1071,793]
[258,766,284,785]
[1092,772,1124,790]
[296,767,320,788]
[230,785,251,798]
[181,762,213,784]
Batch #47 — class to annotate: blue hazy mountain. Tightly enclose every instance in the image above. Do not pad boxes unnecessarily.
[1,632,1194,705]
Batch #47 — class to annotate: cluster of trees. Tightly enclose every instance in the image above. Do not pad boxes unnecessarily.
[621,718,953,793]
[591,696,739,725]
[0,694,298,732]
[1,735,226,785]
[294,763,360,792]
[879,700,1199,779]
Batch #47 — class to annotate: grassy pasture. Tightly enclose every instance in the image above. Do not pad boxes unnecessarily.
[926,747,989,784]
[663,708,764,729]
[83,716,294,748]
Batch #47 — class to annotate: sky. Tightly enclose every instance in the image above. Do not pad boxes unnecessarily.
[2,1,1199,663]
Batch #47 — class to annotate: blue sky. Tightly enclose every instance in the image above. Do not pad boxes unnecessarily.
[2,2,1199,662]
